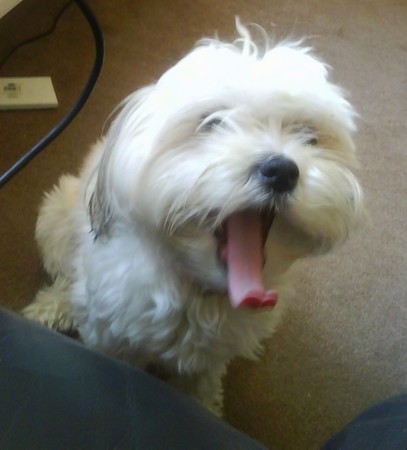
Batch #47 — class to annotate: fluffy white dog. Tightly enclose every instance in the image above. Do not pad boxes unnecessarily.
[23,22,363,414]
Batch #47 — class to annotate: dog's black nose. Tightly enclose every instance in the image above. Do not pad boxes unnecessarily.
[258,156,299,193]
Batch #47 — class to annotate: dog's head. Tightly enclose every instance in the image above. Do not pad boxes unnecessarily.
[90,21,364,309]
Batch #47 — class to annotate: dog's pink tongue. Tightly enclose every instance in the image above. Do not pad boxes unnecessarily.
[226,211,278,309]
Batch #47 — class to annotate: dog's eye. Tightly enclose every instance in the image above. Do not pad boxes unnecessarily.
[305,136,318,146]
[206,118,223,128]
[297,127,318,146]
[200,114,224,131]
[289,125,318,146]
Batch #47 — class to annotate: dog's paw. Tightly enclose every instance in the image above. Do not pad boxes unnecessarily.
[206,398,224,417]
[22,301,76,333]
[22,280,76,333]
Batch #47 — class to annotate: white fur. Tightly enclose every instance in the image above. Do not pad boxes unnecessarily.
[23,22,364,413]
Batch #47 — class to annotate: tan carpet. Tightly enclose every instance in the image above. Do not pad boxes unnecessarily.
[1,0,406,448]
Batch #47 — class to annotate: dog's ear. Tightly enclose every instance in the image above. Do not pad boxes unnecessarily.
[88,156,114,239]
[88,86,157,238]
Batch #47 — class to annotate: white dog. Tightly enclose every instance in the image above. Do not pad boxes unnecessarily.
[23,21,363,414]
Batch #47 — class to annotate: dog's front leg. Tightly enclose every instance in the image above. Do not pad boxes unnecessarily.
[22,276,75,332]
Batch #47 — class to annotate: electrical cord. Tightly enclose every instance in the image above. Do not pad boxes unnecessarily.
[0,1,74,73]
[0,0,104,188]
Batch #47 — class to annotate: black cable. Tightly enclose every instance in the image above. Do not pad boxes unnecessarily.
[0,0,104,188]
[0,1,74,73]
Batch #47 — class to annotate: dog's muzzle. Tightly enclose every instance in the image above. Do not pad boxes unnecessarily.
[213,157,298,310]
[258,155,299,193]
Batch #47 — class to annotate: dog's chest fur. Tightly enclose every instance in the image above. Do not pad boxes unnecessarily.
[70,222,281,374]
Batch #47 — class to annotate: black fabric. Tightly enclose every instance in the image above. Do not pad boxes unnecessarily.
[0,308,266,450]
[322,394,407,450]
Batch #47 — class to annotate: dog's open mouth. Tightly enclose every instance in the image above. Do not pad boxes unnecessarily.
[216,209,278,310]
